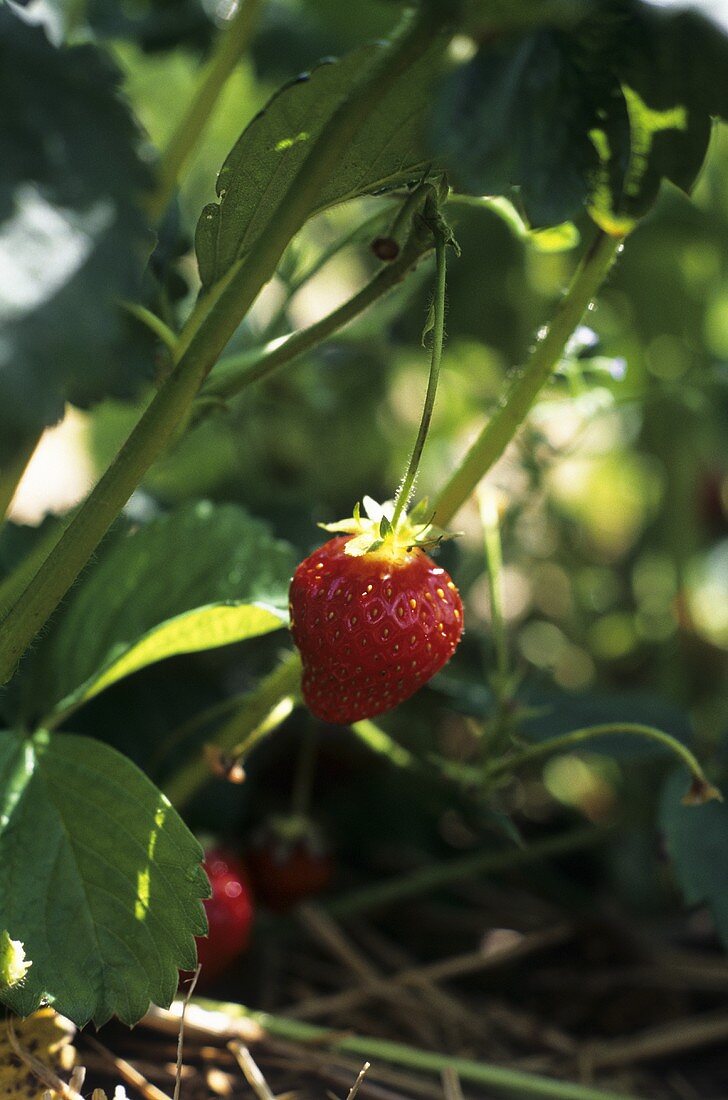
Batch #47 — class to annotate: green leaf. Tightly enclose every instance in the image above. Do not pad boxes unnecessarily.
[432,5,728,231]
[62,602,287,715]
[0,729,208,1026]
[0,8,154,463]
[431,29,609,226]
[588,8,720,233]
[660,768,728,949]
[195,38,444,290]
[20,502,295,722]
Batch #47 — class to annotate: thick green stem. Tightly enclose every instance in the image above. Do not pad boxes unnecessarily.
[0,434,41,525]
[193,996,633,1100]
[149,0,264,223]
[0,7,446,684]
[433,230,622,527]
[197,234,430,407]
[485,723,722,803]
[326,824,606,918]
[163,651,302,809]
[0,351,214,683]
[350,719,415,769]
[392,230,447,527]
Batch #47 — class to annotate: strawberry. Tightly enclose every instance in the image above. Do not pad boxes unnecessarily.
[195,847,254,981]
[289,498,463,724]
[247,816,333,912]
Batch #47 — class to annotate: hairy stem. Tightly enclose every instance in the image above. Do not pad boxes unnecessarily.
[485,723,722,803]
[0,351,215,683]
[392,229,447,527]
[433,230,622,527]
[163,651,302,809]
[149,0,264,223]
[0,515,74,621]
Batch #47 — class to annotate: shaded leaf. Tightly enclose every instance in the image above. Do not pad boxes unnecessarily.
[57,601,288,717]
[0,8,154,462]
[0,729,208,1026]
[589,8,719,232]
[660,768,728,948]
[431,29,614,226]
[21,502,295,722]
[431,4,728,231]
[195,38,445,289]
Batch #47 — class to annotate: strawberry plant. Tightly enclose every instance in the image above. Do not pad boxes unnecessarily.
[0,5,727,1088]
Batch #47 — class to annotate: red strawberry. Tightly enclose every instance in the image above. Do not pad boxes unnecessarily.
[289,499,463,725]
[247,817,333,912]
[195,847,254,981]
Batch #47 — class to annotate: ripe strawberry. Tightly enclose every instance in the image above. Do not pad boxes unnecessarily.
[247,816,333,912]
[195,847,254,981]
[289,498,463,724]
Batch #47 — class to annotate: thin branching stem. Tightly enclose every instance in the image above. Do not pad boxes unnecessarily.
[392,227,447,526]
[485,722,722,803]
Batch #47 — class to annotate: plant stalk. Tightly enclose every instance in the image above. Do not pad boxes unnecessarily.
[263,204,396,337]
[197,234,431,407]
[485,723,722,803]
[192,997,634,1100]
[149,0,264,223]
[0,349,215,683]
[163,651,302,809]
[433,230,622,527]
[392,228,447,527]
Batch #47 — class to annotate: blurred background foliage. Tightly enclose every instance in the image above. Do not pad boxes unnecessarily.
[5,0,728,937]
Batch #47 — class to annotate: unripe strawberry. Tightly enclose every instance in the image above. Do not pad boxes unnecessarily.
[195,847,254,981]
[289,499,463,725]
[247,817,333,912]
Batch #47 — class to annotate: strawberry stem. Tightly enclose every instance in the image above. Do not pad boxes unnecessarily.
[391,219,448,528]
[163,652,303,810]
[484,723,722,804]
[291,723,319,820]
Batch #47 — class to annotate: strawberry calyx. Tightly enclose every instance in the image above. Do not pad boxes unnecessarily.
[319,496,454,561]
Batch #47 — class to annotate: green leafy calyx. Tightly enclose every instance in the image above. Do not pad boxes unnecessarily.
[320,496,453,559]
